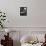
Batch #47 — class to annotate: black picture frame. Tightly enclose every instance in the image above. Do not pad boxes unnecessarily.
[20,7,27,16]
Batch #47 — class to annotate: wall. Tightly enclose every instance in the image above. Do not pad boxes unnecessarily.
[0,0,46,27]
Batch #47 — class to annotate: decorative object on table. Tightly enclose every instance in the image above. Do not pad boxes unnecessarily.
[1,32,13,46]
[20,7,27,16]
[0,10,6,28]
[0,28,13,46]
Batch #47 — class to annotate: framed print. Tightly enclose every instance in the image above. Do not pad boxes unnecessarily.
[20,7,27,16]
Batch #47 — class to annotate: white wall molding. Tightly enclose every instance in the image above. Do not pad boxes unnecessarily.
[0,27,45,31]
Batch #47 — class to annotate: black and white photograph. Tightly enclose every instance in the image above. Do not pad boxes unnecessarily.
[20,7,27,16]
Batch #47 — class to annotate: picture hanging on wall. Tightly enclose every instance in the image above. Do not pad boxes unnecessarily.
[20,7,27,16]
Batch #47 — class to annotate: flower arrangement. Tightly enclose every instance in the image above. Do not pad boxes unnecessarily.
[0,10,6,28]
